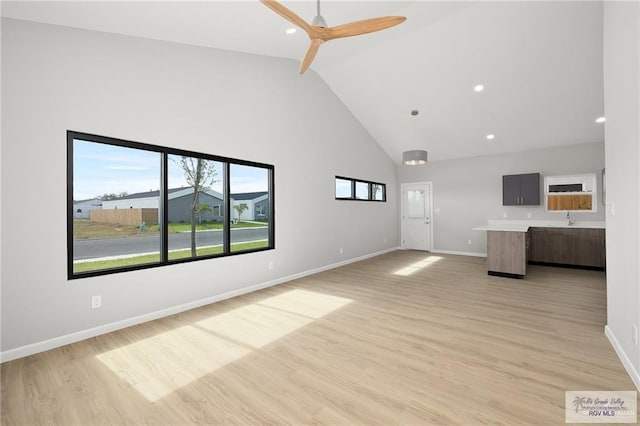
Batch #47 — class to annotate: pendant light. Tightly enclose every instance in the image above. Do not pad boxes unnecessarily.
[402,109,428,165]
[403,150,428,165]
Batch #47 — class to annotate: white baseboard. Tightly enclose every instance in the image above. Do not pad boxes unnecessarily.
[605,325,640,391]
[431,249,487,258]
[0,247,400,363]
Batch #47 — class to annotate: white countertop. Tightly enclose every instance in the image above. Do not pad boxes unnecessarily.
[473,220,605,232]
[472,224,531,232]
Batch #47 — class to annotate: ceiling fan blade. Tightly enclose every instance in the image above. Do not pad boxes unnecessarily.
[300,39,323,74]
[325,16,406,41]
[259,0,312,34]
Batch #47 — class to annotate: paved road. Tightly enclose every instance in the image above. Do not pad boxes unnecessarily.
[74,228,268,260]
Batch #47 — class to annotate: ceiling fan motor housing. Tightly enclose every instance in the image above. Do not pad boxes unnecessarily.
[312,15,327,28]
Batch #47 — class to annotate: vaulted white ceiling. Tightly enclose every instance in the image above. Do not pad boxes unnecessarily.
[1,1,605,163]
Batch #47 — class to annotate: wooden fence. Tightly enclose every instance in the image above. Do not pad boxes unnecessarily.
[90,208,158,226]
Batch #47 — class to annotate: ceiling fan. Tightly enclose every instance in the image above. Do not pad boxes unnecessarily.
[260,0,407,74]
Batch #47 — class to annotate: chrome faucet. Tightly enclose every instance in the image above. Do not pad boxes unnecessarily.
[566,211,574,226]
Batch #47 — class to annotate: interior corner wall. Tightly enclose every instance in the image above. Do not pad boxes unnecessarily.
[0,17,3,349]
[397,141,605,255]
[0,18,398,357]
[603,1,640,389]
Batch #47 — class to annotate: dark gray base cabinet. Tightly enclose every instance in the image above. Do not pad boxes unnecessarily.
[528,227,606,268]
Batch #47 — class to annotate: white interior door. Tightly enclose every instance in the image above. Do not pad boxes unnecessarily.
[402,183,432,251]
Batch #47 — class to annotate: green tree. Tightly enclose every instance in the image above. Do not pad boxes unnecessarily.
[373,184,382,200]
[196,202,212,224]
[174,158,218,256]
[233,203,249,223]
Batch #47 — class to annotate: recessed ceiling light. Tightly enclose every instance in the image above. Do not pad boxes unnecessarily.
[486,134,495,140]
[596,116,606,123]
[474,85,484,92]
[286,28,297,35]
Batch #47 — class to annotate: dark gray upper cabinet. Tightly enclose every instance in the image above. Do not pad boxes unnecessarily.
[503,173,540,205]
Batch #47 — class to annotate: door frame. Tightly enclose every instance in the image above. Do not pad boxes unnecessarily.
[400,181,434,251]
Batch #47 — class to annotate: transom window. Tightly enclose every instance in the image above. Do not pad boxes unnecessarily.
[334,176,386,202]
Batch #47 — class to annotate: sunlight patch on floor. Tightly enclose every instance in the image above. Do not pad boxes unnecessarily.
[259,289,353,319]
[393,256,443,276]
[96,289,352,402]
[198,290,352,348]
[196,303,313,348]
[96,324,250,402]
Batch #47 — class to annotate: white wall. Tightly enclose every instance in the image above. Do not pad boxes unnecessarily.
[102,197,159,209]
[0,19,398,357]
[100,190,225,214]
[603,1,640,389]
[398,141,605,254]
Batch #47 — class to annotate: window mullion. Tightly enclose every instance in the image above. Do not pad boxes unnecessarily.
[269,168,275,248]
[160,153,169,263]
[223,162,231,254]
[66,133,75,279]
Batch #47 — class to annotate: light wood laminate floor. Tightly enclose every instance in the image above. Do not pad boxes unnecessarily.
[1,251,636,425]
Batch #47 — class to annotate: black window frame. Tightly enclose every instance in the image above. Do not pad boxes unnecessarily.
[334,176,387,202]
[67,130,275,280]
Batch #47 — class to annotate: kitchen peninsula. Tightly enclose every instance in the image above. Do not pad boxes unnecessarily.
[473,220,606,278]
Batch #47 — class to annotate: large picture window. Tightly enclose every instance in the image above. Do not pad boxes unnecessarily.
[68,131,275,279]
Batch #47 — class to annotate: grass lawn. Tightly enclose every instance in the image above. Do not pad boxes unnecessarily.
[163,221,266,233]
[73,240,269,274]
[73,219,267,239]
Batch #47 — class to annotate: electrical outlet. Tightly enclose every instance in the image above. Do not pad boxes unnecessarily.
[268,261,274,270]
[384,238,387,244]
[91,295,102,309]
[633,325,638,346]
[339,247,344,254]
[527,212,532,219]
[468,239,472,245]
[503,211,508,218]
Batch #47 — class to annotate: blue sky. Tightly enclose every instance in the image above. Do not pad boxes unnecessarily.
[74,139,268,200]
[335,178,351,198]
